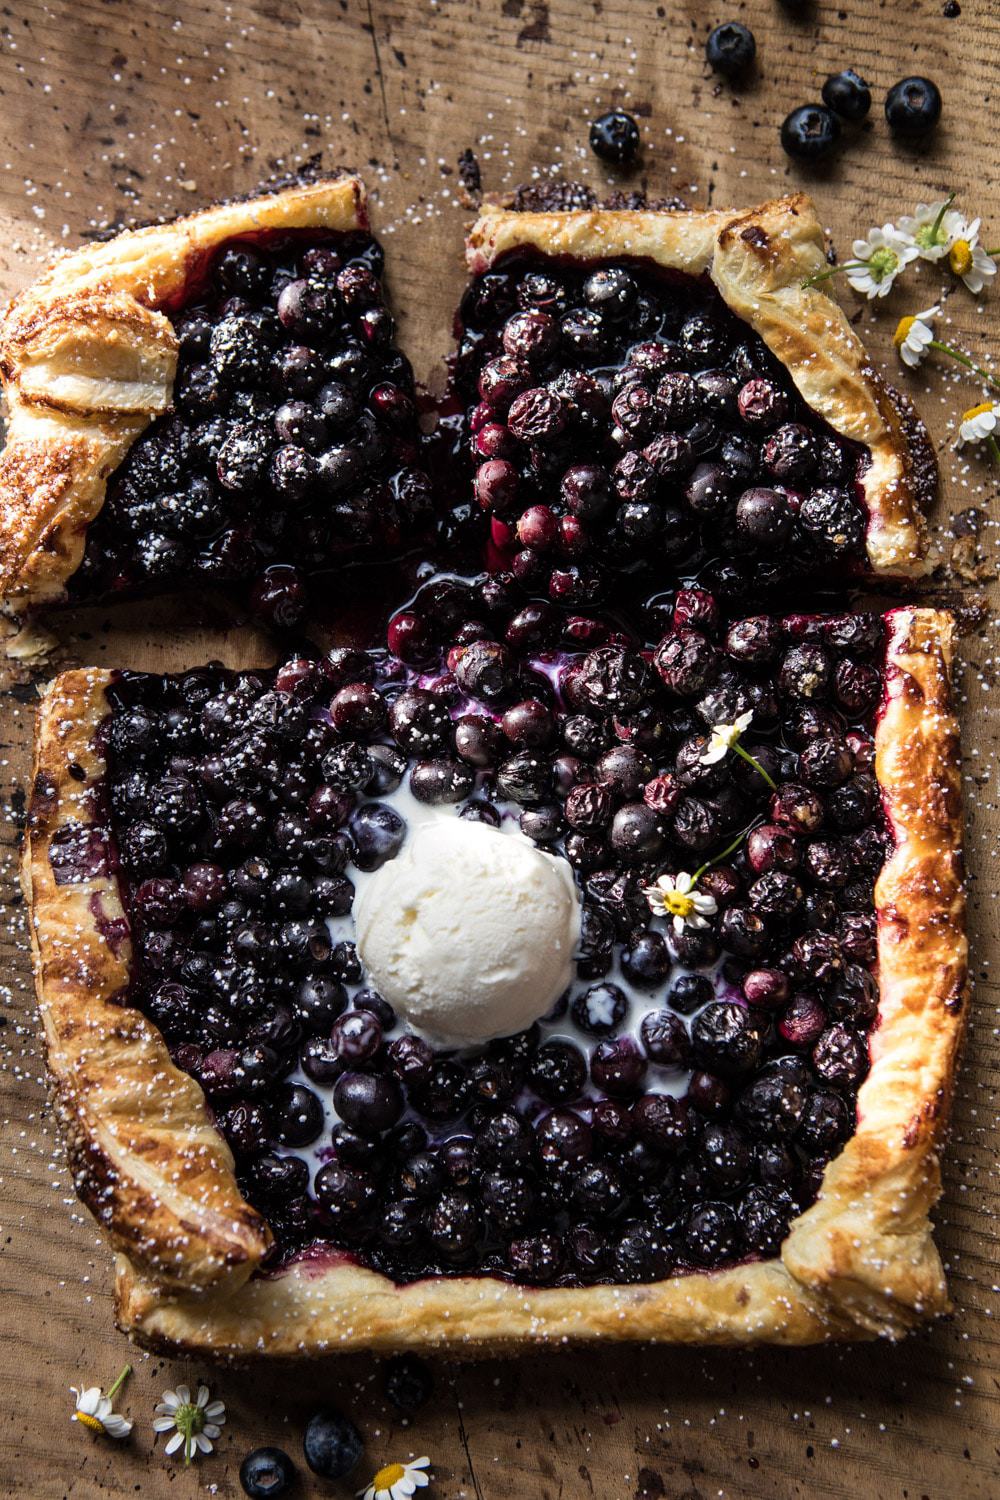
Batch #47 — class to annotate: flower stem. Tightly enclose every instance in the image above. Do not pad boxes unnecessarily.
[106,1366,131,1402]
[988,435,1000,468]
[930,193,956,240]
[172,1402,202,1466]
[929,339,1000,393]
[732,742,777,790]
[801,261,865,289]
[693,818,763,884]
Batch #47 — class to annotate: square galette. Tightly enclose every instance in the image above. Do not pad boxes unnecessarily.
[14,182,967,1355]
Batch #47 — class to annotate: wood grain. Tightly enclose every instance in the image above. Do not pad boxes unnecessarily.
[1,0,999,1495]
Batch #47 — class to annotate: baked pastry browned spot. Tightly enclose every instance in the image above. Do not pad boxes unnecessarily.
[0,175,432,634]
[455,197,934,603]
[24,593,966,1355]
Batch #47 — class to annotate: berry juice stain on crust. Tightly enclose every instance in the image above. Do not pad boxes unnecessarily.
[92,579,889,1289]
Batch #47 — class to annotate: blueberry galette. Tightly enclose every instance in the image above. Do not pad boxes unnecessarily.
[18,189,966,1357]
[25,598,964,1354]
[0,175,431,633]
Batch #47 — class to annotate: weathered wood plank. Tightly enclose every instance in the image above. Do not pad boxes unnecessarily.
[0,1,998,1495]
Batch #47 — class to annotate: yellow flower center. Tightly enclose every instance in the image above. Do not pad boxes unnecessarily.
[373,1462,407,1489]
[663,891,695,919]
[949,239,973,276]
[73,1411,106,1434]
[963,401,994,422]
[893,316,915,347]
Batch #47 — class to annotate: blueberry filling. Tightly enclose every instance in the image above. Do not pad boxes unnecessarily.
[82,579,889,1288]
[452,252,870,606]
[68,232,433,625]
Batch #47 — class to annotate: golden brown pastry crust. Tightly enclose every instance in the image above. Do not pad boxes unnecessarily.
[0,176,367,610]
[22,669,271,1294]
[467,196,932,578]
[25,609,966,1356]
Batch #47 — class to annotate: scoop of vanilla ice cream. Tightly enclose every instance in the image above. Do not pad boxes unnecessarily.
[354,816,581,1047]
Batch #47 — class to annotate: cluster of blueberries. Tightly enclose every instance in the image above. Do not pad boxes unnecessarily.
[587,22,941,167]
[240,1355,431,1496]
[71,231,433,627]
[456,252,868,609]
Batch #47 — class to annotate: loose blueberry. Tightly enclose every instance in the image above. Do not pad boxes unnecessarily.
[383,1353,434,1416]
[780,104,841,161]
[705,21,756,77]
[589,110,641,164]
[885,76,942,136]
[822,69,872,122]
[303,1409,364,1480]
[240,1447,296,1498]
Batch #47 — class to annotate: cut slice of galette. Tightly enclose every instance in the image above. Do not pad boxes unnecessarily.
[0,174,432,637]
[24,590,966,1356]
[455,195,936,603]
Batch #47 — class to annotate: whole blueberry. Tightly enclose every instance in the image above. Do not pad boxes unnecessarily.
[735,486,794,547]
[683,1201,742,1266]
[589,110,641,164]
[885,76,942,136]
[692,1002,763,1077]
[780,104,841,162]
[349,803,406,871]
[590,1036,648,1097]
[303,1408,364,1479]
[240,1447,296,1498]
[822,69,872,122]
[383,1352,434,1415]
[706,22,756,77]
[334,1071,404,1135]
[572,982,628,1036]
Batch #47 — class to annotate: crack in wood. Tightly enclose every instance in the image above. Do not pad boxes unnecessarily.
[364,0,394,160]
[456,1394,485,1500]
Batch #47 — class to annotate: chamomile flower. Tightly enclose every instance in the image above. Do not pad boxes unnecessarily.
[802,223,917,298]
[898,196,961,261]
[643,871,717,934]
[957,402,1000,465]
[947,216,998,294]
[153,1383,226,1465]
[893,305,940,368]
[699,710,776,788]
[359,1455,431,1500]
[958,401,1000,444]
[890,304,1000,393]
[845,224,918,299]
[700,709,753,765]
[70,1367,133,1440]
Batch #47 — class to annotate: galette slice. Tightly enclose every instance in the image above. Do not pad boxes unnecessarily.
[0,175,432,637]
[455,194,935,604]
[24,598,965,1356]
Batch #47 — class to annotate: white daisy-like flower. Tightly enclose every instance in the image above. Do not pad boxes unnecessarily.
[699,709,753,766]
[845,224,919,299]
[70,1367,133,1440]
[947,217,998,294]
[958,401,1000,444]
[893,305,940,368]
[153,1383,226,1465]
[898,198,962,261]
[359,1455,431,1500]
[643,871,717,934]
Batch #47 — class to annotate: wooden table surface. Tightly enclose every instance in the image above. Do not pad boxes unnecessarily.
[1,1,999,1495]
